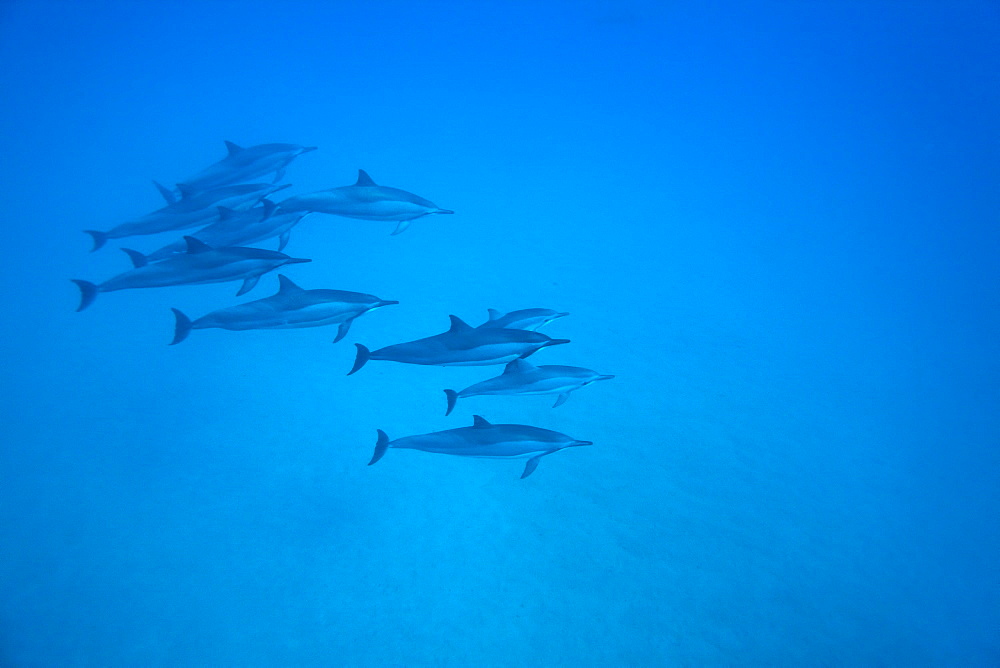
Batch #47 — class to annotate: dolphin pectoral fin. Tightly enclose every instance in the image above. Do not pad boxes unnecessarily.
[333,320,352,344]
[348,343,370,375]
[273,168,286,184]
[170,308,193,345]
[278,230,291,251]
[521,455,544,479]
[83,230,108,252]
[552,392,570,408]
[71,280,99,312]
[444,390,459,416]
[236,275,260,296]
[390,220,411,236]
[369,429,390,465]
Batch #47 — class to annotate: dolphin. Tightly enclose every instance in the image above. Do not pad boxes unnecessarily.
[84,182,291,251]
[368,415,591,479]
[169,275,398,344]
[177,141,316,194]
[277,169,453,235]
[478,308,570,331]
[444,359,615,415]
[347,315,569,375]
[71,237,310,311]
[145,201,310,261]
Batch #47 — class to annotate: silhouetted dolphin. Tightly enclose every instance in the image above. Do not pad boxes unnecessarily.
[444,359,615,415]
[84,182,290,251]
[177,141,316,194]
[145,201,309,261]
[368,415,591,479]
[71,237,310,311]
[169,275,397,344]
[347,315,569,375]
[277,169,453,235]
[478,308,570,331]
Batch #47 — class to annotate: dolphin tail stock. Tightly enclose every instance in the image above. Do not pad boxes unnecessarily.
[83,230,108,252]
[444,389,459,416]
[369,429,390,466]
[170,308,193,345]
[347,343,370,375]
[71,280,99,312]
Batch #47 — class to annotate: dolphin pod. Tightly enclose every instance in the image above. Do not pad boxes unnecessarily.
[74,140,608,479]
[369,415,592,479]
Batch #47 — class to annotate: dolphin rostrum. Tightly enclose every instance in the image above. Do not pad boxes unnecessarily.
[347,315,569,375]
[145,201,310,261]
[368,415,591,479]
[84,182,290,251]
[443,359,615,415]
[277,169,453,235]
[176,141,316,194]
[478,308,570,331]
[71,237,310,311]
[169,275,397,344]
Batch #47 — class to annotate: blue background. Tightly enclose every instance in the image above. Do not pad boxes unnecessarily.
[1,1,998,664]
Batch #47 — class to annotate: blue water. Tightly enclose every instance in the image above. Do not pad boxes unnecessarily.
[2,1,998,665]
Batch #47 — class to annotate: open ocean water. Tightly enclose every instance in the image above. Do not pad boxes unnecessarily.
[1,1,998,665]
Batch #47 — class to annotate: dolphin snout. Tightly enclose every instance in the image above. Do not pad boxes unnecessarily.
[286,258,312,264]
[301,146,319,153]
[544,338,571,347]
[436,209,455,214]
[571,440,593,447]
[378,300,400,307]
[597,374,616,381]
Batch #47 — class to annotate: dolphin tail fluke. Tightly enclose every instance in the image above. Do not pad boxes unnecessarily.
[347,343,370,375]
[84,230,107,252]
[553,392,570,408]
[71,280,98,311]
[369,429,390,465]
[170,308,193,345]
[521,454,544,479]
[444,389,459,416]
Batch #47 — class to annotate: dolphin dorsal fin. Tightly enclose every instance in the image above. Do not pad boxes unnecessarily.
[183,236,212,253]
[355,169,377,187]
[224,140,243,156]
[153,180,176,205]
[503,359,534,375]
[217,206,237,221]
[486,308,502,322]
[448,315,473,333]
[260,199,277,219]
[121,248,147,268]
[277,274,302,294]
[472,415,492,428]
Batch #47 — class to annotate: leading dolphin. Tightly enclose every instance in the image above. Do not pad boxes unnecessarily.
[277,169,453,235]
[444,359,615,415]
[71,237,310,311]
[169,275,397,344]
[347,315,569,375]
[368,415,591,479]
[478,308,570,331]
[177,141,316,194]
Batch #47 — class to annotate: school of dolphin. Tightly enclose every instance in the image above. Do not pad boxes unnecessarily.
[73,141,613,478]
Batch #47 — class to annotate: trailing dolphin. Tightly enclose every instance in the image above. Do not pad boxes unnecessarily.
[71,237,310,311]
[84,182,290,251]
[170,275,397,344]
[478,308,570,331]
[145,201,309,261]
[347,315,569,375]
[368,415,591,479]
[444,359,614,415]
[177,141,316,194]
[277,169,453,235]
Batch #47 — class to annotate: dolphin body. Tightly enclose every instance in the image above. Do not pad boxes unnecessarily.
[277,169,453,235]
[444,359,615,415]
[177,141,316,194]
[71,237,310,311]
[169,275,397,344]
[84,182,290,251]
[348,315,569,375]
[145,201,309,261]
[478,308,570,331]
[368,415,591,479]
